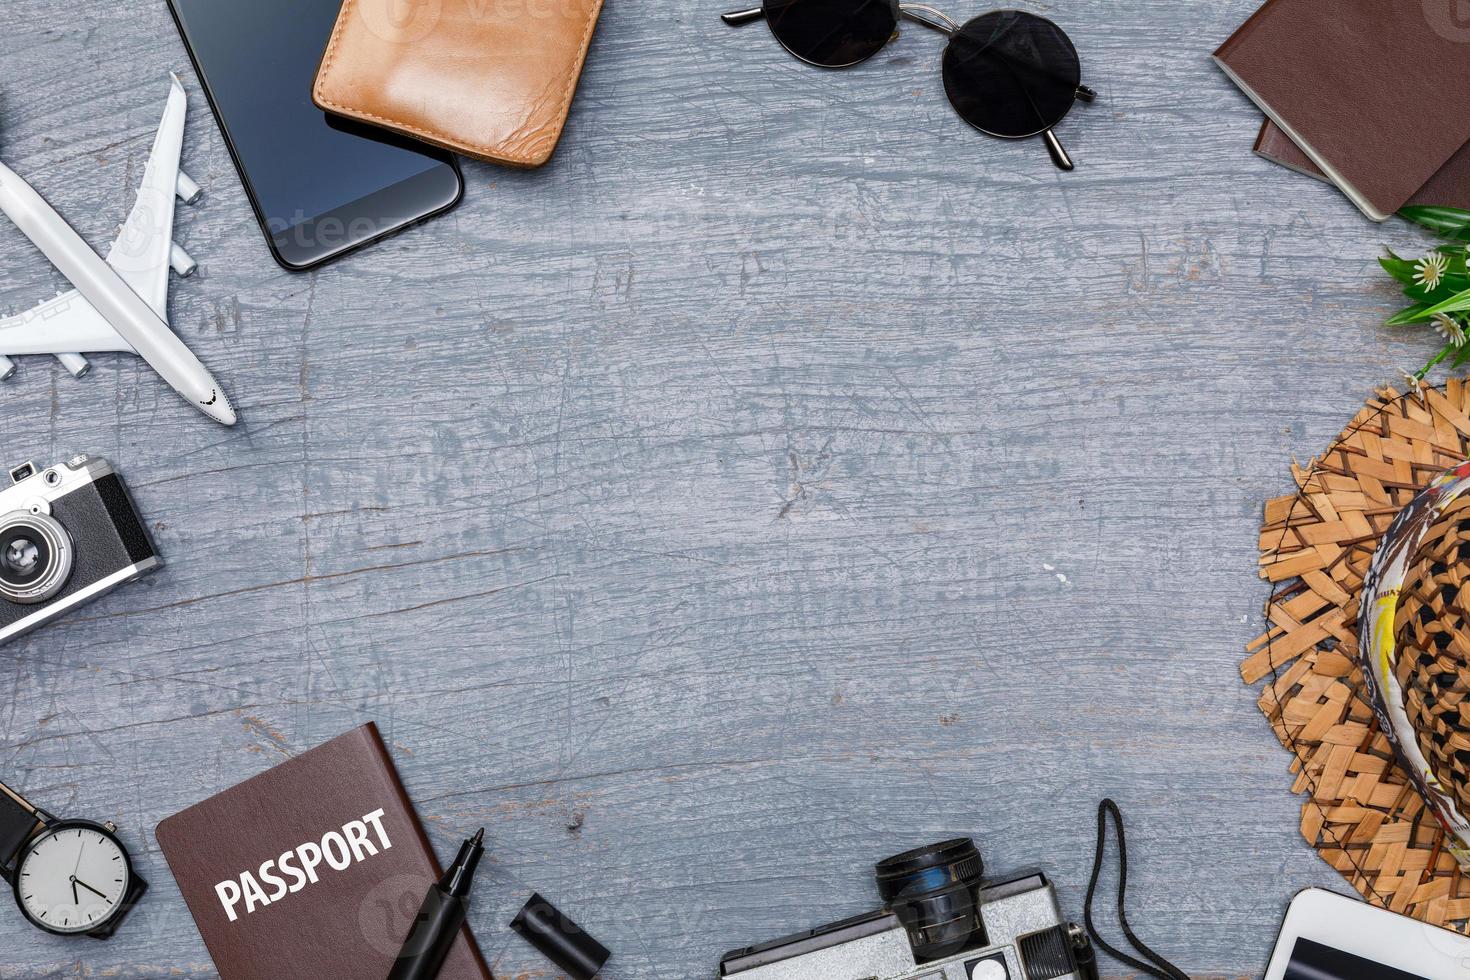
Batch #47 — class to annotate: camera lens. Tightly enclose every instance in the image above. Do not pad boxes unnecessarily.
[0,511,73,605]
[874,838,985,960]
[5,538,41,575]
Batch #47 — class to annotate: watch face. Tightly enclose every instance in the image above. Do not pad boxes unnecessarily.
[14,822,131,934]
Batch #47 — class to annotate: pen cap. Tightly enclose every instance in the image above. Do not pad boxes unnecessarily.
[509,893,610,980]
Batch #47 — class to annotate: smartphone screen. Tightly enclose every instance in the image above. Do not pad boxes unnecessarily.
[1283,939,1426,980]
[167,0,461,269]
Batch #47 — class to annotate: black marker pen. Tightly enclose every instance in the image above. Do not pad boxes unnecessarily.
[387,828,484,980]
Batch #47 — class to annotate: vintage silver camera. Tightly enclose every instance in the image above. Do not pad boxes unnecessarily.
[720,839,1099,980]
[0,456,159,645]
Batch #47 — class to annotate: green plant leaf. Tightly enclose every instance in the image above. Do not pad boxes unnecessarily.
[1387,303,1435,325]
[1415,285,1470,319]
[1400,205,1470,240]
[1406,273,1470,302]
[1379,250,1470,289]
[1382,254,1419,285]
[1454,344,1470,368]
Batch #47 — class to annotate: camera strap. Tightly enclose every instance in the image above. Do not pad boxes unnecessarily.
[1083,798,1190,980]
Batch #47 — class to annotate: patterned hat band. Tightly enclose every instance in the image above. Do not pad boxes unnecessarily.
[1360,459,1470,868]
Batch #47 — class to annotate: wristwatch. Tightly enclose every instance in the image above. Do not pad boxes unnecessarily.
[0,778,146,938]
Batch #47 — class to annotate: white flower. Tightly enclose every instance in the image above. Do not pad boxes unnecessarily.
[1416,252,1450,289]
[1434,313,1467,346]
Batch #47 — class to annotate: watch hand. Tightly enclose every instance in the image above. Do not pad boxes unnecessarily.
[74,878,108,901]
[71,839,86,877]
[70,878,78,905]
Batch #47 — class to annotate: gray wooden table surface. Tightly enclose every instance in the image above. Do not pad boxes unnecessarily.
[0,0,1447,977]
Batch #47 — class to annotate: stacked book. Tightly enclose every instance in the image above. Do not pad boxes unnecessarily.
[1214,1,1470,220]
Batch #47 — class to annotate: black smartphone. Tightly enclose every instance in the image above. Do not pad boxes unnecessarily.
[166,0,462,271]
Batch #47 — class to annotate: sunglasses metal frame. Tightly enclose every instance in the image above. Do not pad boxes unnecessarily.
[722,2,1096,171]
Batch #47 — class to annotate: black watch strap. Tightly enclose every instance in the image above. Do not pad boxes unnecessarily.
[0,780,43,880]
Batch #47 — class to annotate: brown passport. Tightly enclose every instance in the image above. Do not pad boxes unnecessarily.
[156,724,492,980]
[312,0,603,168]
[1215,0,1470,221]
[1255,118,1470,211]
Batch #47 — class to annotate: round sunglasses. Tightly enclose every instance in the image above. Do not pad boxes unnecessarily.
[721,0,1096,170]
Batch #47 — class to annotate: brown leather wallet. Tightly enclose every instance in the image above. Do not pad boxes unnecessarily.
[313,0,603,168]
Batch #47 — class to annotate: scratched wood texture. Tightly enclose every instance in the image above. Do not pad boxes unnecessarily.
[0,0,1452,977]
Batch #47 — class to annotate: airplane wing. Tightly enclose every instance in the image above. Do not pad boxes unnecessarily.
[104,72,186,317]
[0,291,135,357]
[0,74,197,376]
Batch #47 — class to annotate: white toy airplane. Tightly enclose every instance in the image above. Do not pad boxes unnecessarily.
[0,74,236,425]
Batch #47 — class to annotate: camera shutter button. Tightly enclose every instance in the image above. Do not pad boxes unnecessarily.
[969,957,1009,980]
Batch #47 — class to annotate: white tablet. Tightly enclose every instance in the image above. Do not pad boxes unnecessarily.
[1265,889,1470,979]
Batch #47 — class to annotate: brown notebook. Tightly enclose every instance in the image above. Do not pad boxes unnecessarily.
[156,724,491,980]
[1215,1,1470,221]
[1254,118,1470,211]
[312,0,603,168]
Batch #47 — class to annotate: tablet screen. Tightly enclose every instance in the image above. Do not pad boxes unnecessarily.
[1284,938,1427,980]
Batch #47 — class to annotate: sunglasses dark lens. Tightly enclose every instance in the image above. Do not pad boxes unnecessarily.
[764,0,898,68]
[942,11,1081,138]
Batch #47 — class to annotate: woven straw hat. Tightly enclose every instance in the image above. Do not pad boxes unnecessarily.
[1249,382,1470,928]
